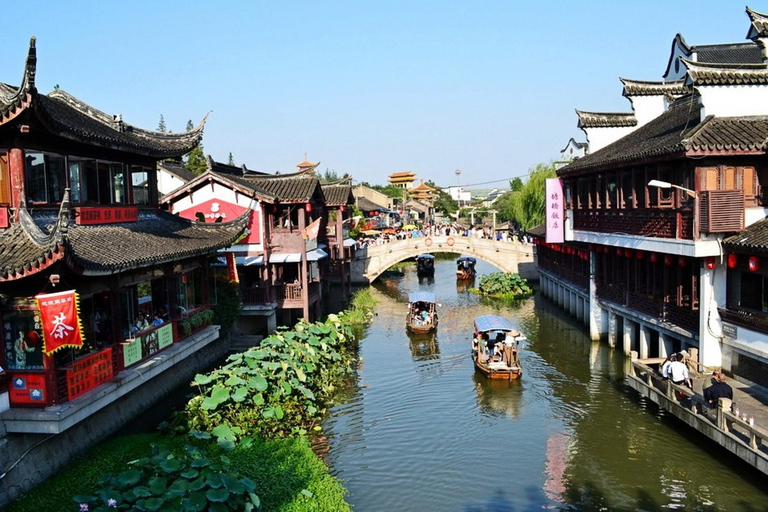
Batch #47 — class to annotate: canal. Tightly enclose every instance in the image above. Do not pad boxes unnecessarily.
[322,257,768,511]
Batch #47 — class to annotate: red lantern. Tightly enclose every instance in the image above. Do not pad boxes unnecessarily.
[727,254,738,268]
[705,256,716,269]
[678,256,687,267]
[664,255,673,266]
[749,256,760,272]
[340,205,346,213]
[624,249,632,258]
[616,248,623,257]
[636,250,644,260]
[589,245,595,252]
[650,253,658,263]
[305,203,312,212]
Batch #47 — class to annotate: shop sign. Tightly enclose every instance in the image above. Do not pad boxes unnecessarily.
[36,290,84,355]
[123,337,143,367]
[545,178,565,244]
[0,206,8,228]
[66,348,113,400]
[722,323,737,340]
[75,206,138,225]
[156,324,174,350]
[9,373,47,406]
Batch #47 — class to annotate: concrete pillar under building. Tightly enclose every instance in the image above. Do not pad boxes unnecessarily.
[588,254,604,341]
[576,296,584,322]
[608,311,618,348]
[698,265,725,368]
[659,331,674,358]
[639,325,651,360]
[622,319,634,356]
[569,291,577,317]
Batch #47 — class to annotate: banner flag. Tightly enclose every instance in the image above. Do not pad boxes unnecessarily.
[36,290,85,355]
[303,217,322,240]
[545,178,565,244]
[225,252,240,283]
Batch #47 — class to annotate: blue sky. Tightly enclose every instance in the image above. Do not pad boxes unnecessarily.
[0,1,759,188]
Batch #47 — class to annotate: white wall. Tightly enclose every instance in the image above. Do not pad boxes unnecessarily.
[584,126,636,152]
[628,95,667,127]
[158,171,187,196]
[699,85,768,117]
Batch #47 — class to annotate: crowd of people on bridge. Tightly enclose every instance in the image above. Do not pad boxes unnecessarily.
[355,222,532,248]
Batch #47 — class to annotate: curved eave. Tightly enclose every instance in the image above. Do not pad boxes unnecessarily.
[0,38,37,124]
[747,6,768,40]
[0,244,65,282]
[557,149,688,178]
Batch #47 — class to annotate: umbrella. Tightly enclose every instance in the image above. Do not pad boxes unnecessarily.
[402,224,417,230]
[383,228,397,234]
[361,229,380,236]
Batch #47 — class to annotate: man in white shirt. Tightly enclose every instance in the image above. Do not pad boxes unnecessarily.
[665,356,691,388]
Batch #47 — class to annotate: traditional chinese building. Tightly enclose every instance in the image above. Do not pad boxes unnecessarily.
[163,158,355,329]
[536,6,768,389]
[387,171,417,189]
[0,39,247,506]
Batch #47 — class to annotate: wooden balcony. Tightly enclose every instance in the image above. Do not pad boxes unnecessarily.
[573,208,693,239]
[275,282,320,308]
[241,286,271,305]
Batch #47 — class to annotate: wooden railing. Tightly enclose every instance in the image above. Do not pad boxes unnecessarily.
[241,286,270,305]
[629,360,768,459]
[573,208,693,239]
[719,307,768,335]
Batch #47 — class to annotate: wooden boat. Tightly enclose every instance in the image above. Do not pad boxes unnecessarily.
[456,256,477,280]
[472,315,523,380]
[406,291,439,333]
[416,253,435,277]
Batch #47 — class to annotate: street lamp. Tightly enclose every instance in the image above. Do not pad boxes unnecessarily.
[648,179,697,198]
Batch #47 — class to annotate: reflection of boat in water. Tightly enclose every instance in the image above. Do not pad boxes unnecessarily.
[456,256,477,280]
[416,253,435,277]
[408,331,440,359]
[406,292,439,334]
[472,315,523,380]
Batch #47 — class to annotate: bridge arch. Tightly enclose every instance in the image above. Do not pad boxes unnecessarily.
[349,235,537,284]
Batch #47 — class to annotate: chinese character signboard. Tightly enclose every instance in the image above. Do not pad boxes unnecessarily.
[545,178,565,244]
[75,206,138,225]
[156,324,174,350]
[9,373,48,406]
[66,348,113,400]
[35,290,85,355]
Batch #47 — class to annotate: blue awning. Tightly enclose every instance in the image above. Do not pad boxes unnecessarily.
[409,292,436,304]
[474,315,514,333]
[457,256,477,263]
[269,249,328,264]
[416,253,435,260]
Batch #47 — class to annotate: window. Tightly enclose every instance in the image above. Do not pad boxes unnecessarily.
[175,268,204,315]
[131,166,151,205]
[24,152,66,204]
[2,309,44,370]
[606,173,617,209]
[69,159,127,205]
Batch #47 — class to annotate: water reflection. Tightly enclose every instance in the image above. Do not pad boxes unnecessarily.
[323,258,768,511]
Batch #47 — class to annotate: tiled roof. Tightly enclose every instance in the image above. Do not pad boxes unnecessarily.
[576,110,637,128]
[389,172,416,178]
[412,182,436,191]
[54,210,247,275]
[158,161,197,183]
[0,209,65,281]
[321,182,354,206]
[620,78,689,97]
[527,223,546,237]
[723,218,768,253]
[244,171,321,203]
[0,38,204,159]
[561,95,768,176]
[561,97,700,175]
[161,169,277,205]
[356,197,387,212]
[747,7,768,40]
[684,60,768,86]
[691,42,763,65]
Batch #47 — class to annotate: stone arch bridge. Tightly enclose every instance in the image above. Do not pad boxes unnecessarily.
[349,235,538,284]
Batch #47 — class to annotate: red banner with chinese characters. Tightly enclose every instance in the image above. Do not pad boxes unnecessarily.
[36,290,85,355]
[66,348,113,400]
[545,178,565,244]
[75,206,138,225]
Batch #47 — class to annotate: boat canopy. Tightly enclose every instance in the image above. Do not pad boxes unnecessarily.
[409,291,436,304]
[457,256,477,263]
[474,315,515,333]
[416,253,435,260]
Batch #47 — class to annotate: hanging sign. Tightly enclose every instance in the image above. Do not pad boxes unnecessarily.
[66,348,113,400]
[35,290,85,355]
[545,178,565,244]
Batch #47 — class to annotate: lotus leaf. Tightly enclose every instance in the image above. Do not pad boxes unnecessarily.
[201,386,230,410]
[182,492,207,512]
[168,478,190,497]
[159,458,182,473]
[117,469,143,487]
[141,496,166,511]
[222,474,246,494]
[231,386,248,402]
[193,374,216,385]
[225,375,246,386]
[190,457,212,468]
[281,381,293,394]
[147,476,168,495]
[180,468,199,479]
[205,472,225,489]
[188,476,207,491]
[249,375,268,391]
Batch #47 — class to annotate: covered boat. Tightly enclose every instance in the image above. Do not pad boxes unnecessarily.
[456,256,477,280]
[472,315,523,380]
[416,253,435,277]
[406,291,439,333]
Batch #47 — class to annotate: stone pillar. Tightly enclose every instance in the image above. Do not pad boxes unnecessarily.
[576,295,584,322]
[659,331,674,358]
[570,291,577,317]
[698,264,725,368]
[639,325,651,360]
[266,310,277,334]
[622,318,634,355]
[588,253,604,341]
[608,311,617,348]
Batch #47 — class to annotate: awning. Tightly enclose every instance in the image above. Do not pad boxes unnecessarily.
[269,248,328,263]
[343,238,357,247]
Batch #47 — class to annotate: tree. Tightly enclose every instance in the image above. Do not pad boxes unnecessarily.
[432,188,459,217]
[228,153,235,166]
[510,177,523,192]
[184,119,207,175]
[319,168,339,183]
[157,115,166,133]
[512,162,558,231]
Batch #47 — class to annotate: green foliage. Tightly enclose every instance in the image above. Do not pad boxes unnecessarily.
[370,183,407,199]
[176,314,359,442]
[432,187,458,217]
[227,152,235,166]
[7,434,166,512]
[474,272,533,299]
[73,443,259,511]
[510,177,523,191]
[179,309,215,338]
[495,163,557,229]
[157,115,166,133]
[348,205,364,239]
[184,119,207,176]
[211,277,242,337]
[228,437,351,512]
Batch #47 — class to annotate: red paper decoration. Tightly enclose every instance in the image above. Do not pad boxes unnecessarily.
[727,254,737,268]
[705,256,716,269]
[749,256,760,272]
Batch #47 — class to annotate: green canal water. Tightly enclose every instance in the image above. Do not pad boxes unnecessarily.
[321,257,768,511]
